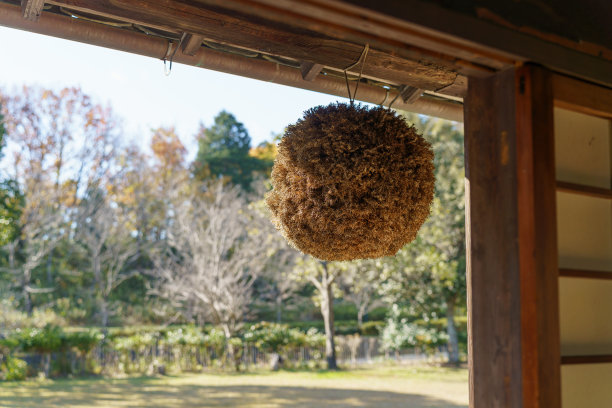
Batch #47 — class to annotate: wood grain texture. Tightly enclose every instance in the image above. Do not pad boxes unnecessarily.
[465,65,560,408]
[21,0,44,21]
[515,65,560,408]
[465,68,522,408]
[45,0,459,92]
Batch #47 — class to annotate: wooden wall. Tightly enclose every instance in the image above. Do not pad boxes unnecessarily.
[555,107,612,407]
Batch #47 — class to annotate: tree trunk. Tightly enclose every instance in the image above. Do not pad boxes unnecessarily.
[22,269,33,316]
[446,296,460,365]
[93,255,101,291]
[320,263,338,370]
[357,305,366,329]
[276,296,282,323]
[221,324,240,372]
[101,298,109,328]
[46,251,53,285]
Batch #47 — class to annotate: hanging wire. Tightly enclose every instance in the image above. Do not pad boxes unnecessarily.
[343,43,369,105]
[163,33,187,76]
[388,91,401,110]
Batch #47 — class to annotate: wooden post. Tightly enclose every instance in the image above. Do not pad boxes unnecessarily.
[464,65,560,407]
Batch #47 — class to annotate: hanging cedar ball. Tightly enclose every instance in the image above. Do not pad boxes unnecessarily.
[266,102,435,261]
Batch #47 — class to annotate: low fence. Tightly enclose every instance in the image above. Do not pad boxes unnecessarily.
[18,335,446,377]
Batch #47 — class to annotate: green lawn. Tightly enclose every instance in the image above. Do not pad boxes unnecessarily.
[0,365,468,408]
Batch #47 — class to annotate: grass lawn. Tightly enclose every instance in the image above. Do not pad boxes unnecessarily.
[0,365,468,408]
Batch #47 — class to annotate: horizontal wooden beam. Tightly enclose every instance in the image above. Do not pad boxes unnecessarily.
[559,268,612,280]
[556,181,612,200]
[0,2,463,122]
[195,0,509,77]
[552,74,612,120]
[561,355,612,365]
[45,0,460,93]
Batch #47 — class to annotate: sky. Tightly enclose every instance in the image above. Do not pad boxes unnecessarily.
[0,25,343,158]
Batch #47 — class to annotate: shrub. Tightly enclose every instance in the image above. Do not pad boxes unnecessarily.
[1,356,27,381]
[360,321,384,336]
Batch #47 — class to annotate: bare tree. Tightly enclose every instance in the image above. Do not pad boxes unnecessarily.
[260,234,302,323]
[76,188,138,327]
[5,197,62,315]
[293,258,341,370]
[149,182,267,338]
[338,260,385,328]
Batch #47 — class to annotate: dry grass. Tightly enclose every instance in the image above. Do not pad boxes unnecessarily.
[0,365,467,408]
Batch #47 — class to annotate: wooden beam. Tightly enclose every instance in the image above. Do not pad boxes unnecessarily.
[0,2,463,122]
[552,74,612,120]
[45,0,459,92]
[195,0,511,76]
[399,86,422,104]
[464,65,560,407]
[556,181,612,200]
[561,355,612,365]
[181,33,204,56]
[300,61,323,81]
[559,269,612,280]
[21,0,44,21]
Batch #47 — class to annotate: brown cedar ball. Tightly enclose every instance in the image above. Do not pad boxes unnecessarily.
[265,102,435,261]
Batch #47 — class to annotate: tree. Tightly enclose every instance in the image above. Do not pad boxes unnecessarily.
[76,188,138,327]
[381,113,466,364]
[260,235,302,323]
[293,257,341,370]
[149,182,268,337]
[337,259,385,328]
[193,111,269,189]
[4,186,63,315]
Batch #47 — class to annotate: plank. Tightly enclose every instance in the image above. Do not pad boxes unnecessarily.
[300,61,323,81]
[464,65,560,407]
[559,269,612,280]
[196,0,511,75]
[45,0,459,92]
[181,33,204,56]
[556,181,612,200]
[552,74,612,120]
[399,86,422,104]
[21,0,44,21]
[0,2,463,122]
[561,355,612,365]
[196,0,612,87]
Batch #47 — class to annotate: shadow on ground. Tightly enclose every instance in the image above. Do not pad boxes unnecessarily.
[0,380,466,408]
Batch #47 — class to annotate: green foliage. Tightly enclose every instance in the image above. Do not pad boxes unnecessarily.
[193,110,269,189]
[165,327,205,347]
[64,330,103,354]
[16,325,64,354]
[0,179,23,246]
[360,321,384,336]
[1,356,27,381]
[244,322,306,353]
[380,305,445,353]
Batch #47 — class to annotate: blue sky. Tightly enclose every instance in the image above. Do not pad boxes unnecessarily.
[0,26,342,157]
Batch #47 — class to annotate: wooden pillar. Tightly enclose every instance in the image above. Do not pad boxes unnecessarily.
[464,64,561,408]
